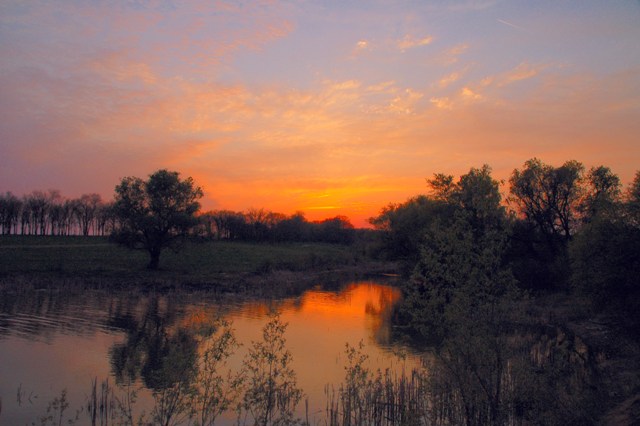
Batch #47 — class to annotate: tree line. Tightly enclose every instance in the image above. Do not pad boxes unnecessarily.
[1,170,356,269]
[371,158,639,296]
[369,158,639,424]
[198,209,355,244]
[0,190,111,236]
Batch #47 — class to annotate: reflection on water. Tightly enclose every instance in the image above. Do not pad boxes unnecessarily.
[0,281,417,425]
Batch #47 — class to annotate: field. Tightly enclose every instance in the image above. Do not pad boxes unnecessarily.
[0,235,385,291]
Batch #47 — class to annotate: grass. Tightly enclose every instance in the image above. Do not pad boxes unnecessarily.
[0,235,387,290]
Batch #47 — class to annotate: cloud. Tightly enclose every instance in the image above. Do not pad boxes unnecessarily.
[397,35,434,52]
[366,81,397,94]
[499,62,545,85]
[430,97,454,110]
[438,43,469,65]
[461,87,483,101]
[388,89,425,114]
[353,39,372,54]
[439,72,462,88]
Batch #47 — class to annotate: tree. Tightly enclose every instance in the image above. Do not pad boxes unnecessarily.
[579,166,621,222]
[112,169,203,269]
[509,158,584,245]
[627,171,640,225]
[369,195,454,269]
[75,193,103,236]
[0,192,22,234]
[403,171,520,424]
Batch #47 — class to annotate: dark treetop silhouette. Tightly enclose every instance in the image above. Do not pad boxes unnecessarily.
[111,169,203,269]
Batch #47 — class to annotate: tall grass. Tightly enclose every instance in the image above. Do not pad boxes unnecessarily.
[325,342,428,426]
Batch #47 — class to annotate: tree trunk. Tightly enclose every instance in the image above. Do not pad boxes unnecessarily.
[148,247,161,269]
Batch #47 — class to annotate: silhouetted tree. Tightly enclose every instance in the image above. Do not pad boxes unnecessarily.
[75,193,103,236]
[509,158,584,245]
[579,166,622,223]
[273,212,309,242]
[314,216,355,244]
[570,168,640,331]
[112,169,203,269]
[370,195,454,270]
[0,192,22,234]
[626,170,640,225]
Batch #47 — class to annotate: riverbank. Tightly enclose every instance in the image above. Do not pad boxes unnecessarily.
[0,235,397,295]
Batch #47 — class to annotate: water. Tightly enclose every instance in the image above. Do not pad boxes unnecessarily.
[0,281,420,425]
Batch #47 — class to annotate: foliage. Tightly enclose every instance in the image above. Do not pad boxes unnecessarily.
[192,319,243,426]
[509,158,584,245]
[570,218,640,331]
[239,313,303,426]
[111,169,203,269]
[369,165,505,273]
[579,166,622,222]
[369,195,454,270]
[197,210,355,245]
[627,170,640,225]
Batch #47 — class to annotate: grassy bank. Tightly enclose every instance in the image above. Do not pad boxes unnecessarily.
[0,235,393,291]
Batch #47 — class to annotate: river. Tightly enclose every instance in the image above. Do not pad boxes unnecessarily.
[0,280,422,425]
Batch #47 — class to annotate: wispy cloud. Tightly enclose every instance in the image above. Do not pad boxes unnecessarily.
[499,62,546,86]
[439,72,462,88]
[397,34,434,52]
[430,96,454,110]
[438,43,469,65]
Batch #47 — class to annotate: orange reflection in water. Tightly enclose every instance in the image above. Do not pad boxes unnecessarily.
[236,281,401,321]
[297,282,401,318]
[224,281,410,416]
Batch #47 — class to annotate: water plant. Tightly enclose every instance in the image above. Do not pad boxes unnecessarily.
[238,313,304,426]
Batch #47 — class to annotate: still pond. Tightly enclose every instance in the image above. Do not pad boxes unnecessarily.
[0,280,421,425]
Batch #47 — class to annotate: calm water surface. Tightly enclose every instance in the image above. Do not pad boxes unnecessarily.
[0,281,420,425]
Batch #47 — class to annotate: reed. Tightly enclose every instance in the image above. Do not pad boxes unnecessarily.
[324,342,428,426]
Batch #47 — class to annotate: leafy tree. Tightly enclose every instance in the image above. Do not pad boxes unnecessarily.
[571,169,640,331]
[406,167,508,331]
[314,216,355,244]
[112,169,203,269]
[509,158,584,245]
[397,166,526,424]
[369,195,454,270]
[273,212,310,242]
[627,170,640,225]
[579,166,621,222]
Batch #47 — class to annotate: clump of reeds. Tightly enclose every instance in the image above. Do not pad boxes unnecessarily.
[325,342,428,426]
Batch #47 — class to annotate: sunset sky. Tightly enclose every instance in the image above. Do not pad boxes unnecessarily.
[1,0,639,227]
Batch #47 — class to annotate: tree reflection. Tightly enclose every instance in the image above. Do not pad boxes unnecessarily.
[108,296,198,392]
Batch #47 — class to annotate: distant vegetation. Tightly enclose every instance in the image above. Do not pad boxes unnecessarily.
[0,189,355,244]
[0,169,356,269]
